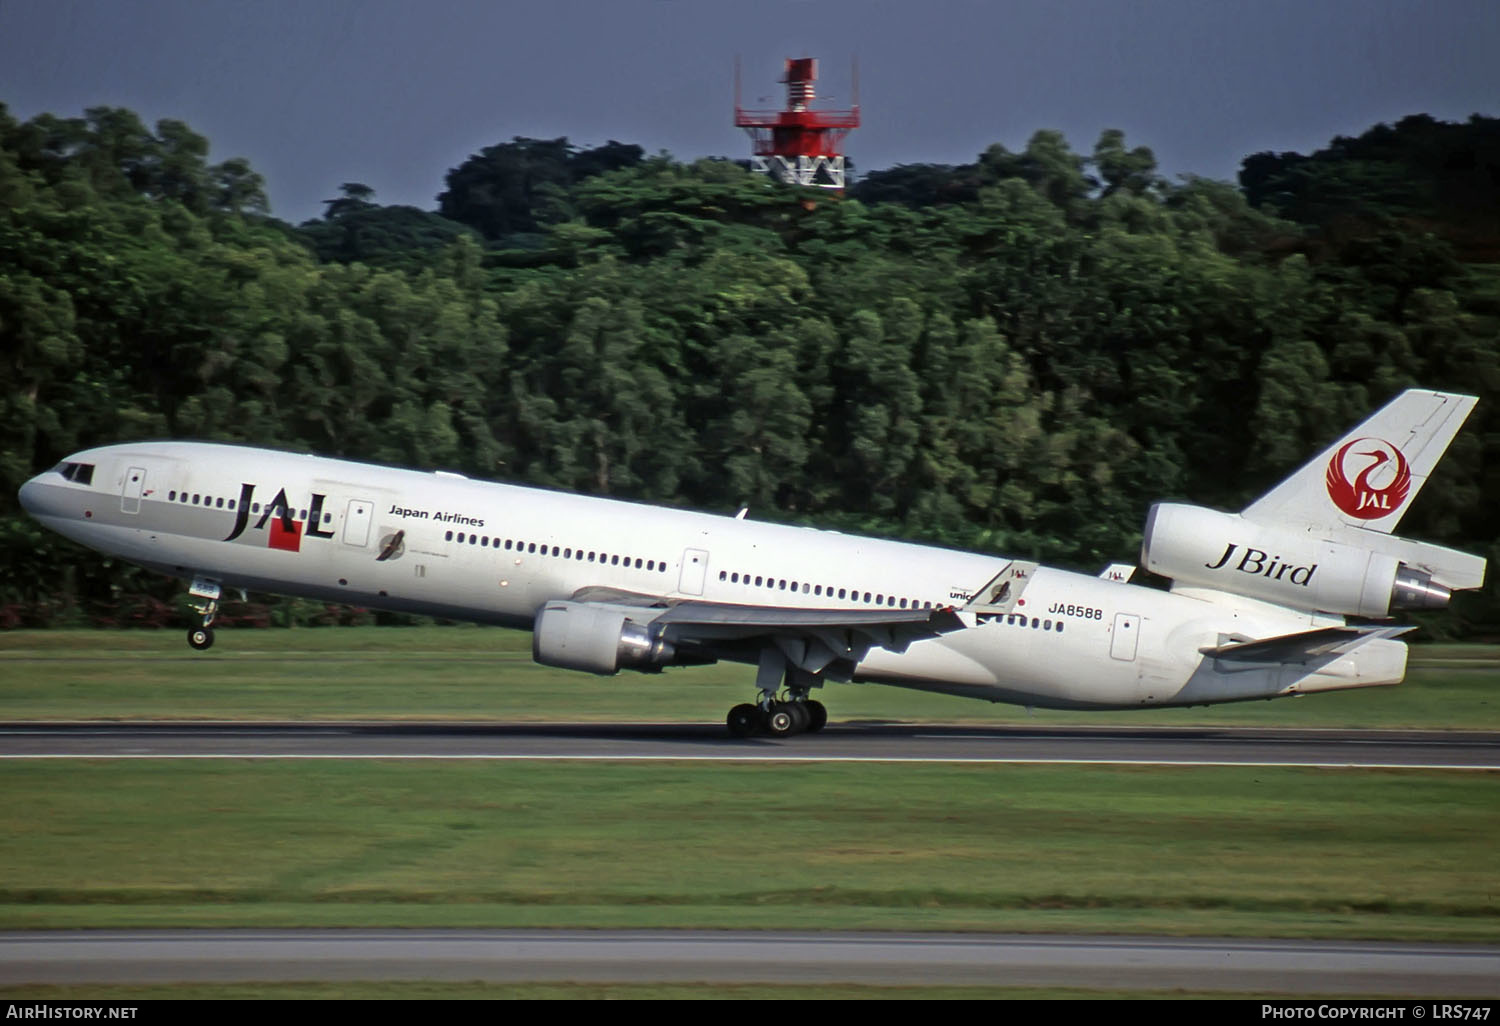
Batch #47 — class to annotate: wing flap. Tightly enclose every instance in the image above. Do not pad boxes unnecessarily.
[654,600,965,650]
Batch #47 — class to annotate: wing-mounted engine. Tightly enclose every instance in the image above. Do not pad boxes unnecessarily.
[1141,503,1484,618]
[533,601,676,674]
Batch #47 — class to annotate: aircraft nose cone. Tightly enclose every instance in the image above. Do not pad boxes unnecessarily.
[17,475,43,516]
[17,472,68,521]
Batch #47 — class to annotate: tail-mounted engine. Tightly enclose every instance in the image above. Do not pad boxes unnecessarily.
[1141,503,1473,618]
[532,600,676,674]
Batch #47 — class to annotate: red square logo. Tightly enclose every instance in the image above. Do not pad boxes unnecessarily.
[268,517,302,552]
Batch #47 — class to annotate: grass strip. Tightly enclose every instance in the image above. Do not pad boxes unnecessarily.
[1,760,1495,940]
[1,628,1499,728]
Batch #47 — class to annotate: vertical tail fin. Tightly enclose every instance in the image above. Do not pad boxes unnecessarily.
[1242,389,1477,534]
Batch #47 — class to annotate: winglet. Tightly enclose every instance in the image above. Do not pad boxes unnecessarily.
[964,561,1038,613]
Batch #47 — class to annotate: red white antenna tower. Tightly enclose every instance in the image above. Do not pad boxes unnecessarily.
[735,56,860,190]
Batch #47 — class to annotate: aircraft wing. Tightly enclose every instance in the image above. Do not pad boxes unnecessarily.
[1200,624,1414,665]
[562,586,965,678]
[652,600,964,649]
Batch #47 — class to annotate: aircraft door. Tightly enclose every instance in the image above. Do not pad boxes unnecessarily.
[679,548,709,596]
[343,499,374,547]
[121,466,147,514]
[1110,612,1140,661]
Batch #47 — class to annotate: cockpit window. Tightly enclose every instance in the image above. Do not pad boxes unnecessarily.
[54,462,95,485]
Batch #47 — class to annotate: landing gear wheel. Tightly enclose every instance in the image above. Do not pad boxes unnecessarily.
[765,705,797,737]
[805,700,828,732]
[187,626,215,651]
[786,701,811,732]
[727,703,761,738]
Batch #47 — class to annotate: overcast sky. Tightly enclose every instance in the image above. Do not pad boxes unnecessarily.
[2,0,1496,223]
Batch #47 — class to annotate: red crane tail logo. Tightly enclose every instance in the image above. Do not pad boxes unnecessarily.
[1326,437,1411,519]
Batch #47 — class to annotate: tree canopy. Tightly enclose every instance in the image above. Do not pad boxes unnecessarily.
[2,103,1497,634]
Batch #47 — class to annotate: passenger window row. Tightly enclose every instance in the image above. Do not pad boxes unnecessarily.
[1004,613,1063,632]
[717,568,934,610]
[171,489,237,511]
[166,490,332,525]
[444,530,667,573]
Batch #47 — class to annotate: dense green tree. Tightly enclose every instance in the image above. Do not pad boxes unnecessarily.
[1092,129,1159,198]
[437,137,644,241]
[3,105,1499,632]
[298,187,480,271]
[848,162,984,208]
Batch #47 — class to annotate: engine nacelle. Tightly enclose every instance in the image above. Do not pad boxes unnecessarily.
[1141,503,1451,618]
[532,600,676,675]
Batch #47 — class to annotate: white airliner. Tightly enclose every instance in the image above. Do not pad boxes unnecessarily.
[17,389,1486,736]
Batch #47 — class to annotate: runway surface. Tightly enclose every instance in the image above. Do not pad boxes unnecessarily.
[1,721,1498,768]
[5,722,1494,994]
[3,929,1497,993]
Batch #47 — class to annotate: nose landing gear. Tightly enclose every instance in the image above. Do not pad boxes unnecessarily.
[186,577,221,651]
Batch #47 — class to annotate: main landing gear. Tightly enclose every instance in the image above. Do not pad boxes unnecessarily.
[186,577,221,651]
[726,644,836,738]
[726,698,828,738]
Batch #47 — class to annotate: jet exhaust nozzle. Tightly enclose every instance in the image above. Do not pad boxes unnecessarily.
[1391,567,1451,611]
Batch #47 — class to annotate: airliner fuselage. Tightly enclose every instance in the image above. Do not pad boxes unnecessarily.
[19,439,1412,719]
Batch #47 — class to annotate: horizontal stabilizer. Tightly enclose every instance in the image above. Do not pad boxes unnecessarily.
[1200,624,1415,665]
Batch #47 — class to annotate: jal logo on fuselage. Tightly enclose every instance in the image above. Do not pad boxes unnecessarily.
[1325,437,1411,520]
[223,484,335,552]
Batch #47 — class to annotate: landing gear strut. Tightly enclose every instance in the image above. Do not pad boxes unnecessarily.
[725,645,832,737]
[186,577,221,652]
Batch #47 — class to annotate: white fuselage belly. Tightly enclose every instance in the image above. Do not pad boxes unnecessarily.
[27,442,1408,710]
